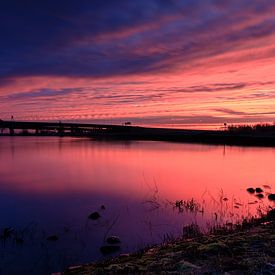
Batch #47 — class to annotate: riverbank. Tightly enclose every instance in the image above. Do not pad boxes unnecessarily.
[1,120,275,147]
[61,209,275,274]
[98,126,275,147]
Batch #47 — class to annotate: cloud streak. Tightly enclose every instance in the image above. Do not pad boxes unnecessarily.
[2,0,275,80]
[1,1,275,126]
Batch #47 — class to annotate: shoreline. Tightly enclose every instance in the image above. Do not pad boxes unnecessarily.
[1,120,275,147]
[61,209,275,274]
[94,127,275,147]
[1,127,275,147]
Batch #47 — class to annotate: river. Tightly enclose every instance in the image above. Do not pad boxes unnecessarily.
[0,137,274,274]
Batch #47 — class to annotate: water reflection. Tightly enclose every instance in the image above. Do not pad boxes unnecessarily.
[0,137,274,274]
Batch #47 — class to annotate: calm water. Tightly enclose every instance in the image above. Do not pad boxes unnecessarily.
[0,137,274,274]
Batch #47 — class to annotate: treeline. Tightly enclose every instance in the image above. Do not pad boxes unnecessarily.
[227,123,275,133]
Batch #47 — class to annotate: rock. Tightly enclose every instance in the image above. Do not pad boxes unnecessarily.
[106,236,121,244]
[88,212,101,220]
[247,188,255,194]
[46,235,58,241]
[176,260,200,272]
[256,187,263,193]
[256,193,264,199]
[100,245,120,255]
[268,194,275,201]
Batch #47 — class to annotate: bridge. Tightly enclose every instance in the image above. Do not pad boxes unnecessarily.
[1,119,275,146]
[0,120,132,136]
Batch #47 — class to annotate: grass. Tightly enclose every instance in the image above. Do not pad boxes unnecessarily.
[61,208,275,274]
[174,198,204,214]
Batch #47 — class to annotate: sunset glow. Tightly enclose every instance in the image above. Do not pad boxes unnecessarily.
[1,1,275,127]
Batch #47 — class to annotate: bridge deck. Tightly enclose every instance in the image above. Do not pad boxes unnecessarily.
[0,120,130,130]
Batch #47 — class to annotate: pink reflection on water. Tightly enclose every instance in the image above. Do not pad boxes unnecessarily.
[0,137,274,214]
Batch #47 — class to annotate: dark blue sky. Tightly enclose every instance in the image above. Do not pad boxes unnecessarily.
[1,0,274,79]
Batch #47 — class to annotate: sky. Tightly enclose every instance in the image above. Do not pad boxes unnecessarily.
[1,0,275,128]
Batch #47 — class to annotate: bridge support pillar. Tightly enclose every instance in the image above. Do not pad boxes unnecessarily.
[58,127,64,136]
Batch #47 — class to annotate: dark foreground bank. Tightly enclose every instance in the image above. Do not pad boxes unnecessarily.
[61,209,275,274]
